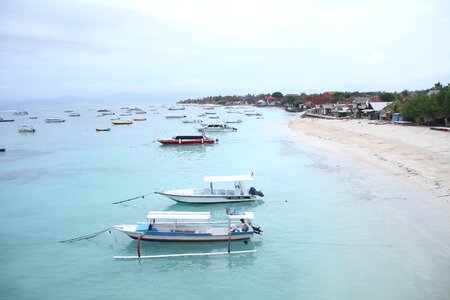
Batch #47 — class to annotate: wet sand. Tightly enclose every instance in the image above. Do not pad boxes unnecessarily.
[288,118,450,203]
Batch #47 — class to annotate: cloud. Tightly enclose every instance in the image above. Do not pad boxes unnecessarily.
[0,0,449,102]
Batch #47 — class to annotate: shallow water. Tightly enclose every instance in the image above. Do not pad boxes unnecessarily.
[1,105,449,299]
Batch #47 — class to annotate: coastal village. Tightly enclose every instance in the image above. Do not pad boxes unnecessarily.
[179,83,450,129]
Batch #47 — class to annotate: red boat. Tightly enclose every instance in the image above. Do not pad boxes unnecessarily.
[158,134,217,145]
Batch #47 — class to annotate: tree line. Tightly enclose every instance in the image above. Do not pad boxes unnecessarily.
[387,83,450,126]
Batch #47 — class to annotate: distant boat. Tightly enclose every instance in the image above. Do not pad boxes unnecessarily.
[96,128,111,132]
[14,111,28,116]
[112,120,133,125]
[166,115,186,119]
[197,122,237,132]
[168,106,185,111]
[182,118,202,123]
[29,117,38,119]
[158,134,217,145]
[97,109,110,112]
[133,118,146,121]
[393,121,415,126]
[45,117,65,123]
[226,119,242,124]
[0,117,15,122]
[69,113,80,117]
[18,125,35,133]
[0,148,5,152]
[135,111,147,114]
[430,127,450,132]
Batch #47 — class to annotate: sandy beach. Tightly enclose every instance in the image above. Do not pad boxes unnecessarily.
[288,117,450,203]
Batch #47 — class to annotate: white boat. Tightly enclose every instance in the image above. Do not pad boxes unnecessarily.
[155,174,264,203]
[182,118,202,123]
[114,210,262,242]
[18,125,35,133]
[197,122,237,132]
[226,119,242,123]
[14,111,28,116]
[45,117,65,123]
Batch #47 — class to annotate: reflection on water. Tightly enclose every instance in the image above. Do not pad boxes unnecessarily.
[118,239,261,270]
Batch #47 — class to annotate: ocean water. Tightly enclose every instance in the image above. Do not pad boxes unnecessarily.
[1,105,449,300]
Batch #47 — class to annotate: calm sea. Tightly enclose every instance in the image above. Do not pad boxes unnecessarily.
[0,105,449,300]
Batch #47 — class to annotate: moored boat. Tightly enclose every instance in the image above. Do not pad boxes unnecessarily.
[69,113,81,117]
[166,115,186,119]
[96,128,111,131]
[155,174,264,204]
[197,122,237,132]
[18,125,36,133]
[45,117,65,123]
[0,117,15,122]
[114,210,261,242]
[133,118,146,121]
[112,120,133,125]
[158,134,217,145]
[14,111,28,116]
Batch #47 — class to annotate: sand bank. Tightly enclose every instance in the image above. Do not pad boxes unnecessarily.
[288,118,450,202]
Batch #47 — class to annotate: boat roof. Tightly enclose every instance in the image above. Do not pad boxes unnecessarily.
[147,211,211,220]
[228,212,255,220]
[203,175,254,183]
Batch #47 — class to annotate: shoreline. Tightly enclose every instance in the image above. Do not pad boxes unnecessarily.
[288,117,450,205]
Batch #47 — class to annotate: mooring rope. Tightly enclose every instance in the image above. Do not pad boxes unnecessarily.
[112,193,152,205]
[59,227,112,243]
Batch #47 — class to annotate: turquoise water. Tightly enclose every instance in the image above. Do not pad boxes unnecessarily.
[1,105,449,300]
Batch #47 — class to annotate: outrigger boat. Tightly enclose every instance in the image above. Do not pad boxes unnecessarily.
[155,174,264,203]
[158,134,217,145]
[114,210,262,242]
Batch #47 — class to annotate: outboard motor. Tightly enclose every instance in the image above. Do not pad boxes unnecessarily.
[249,187,264,197]
[251,225,263,235]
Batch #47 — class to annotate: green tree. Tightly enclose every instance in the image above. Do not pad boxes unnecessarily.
[386,98,403,113]
[379,92,396,102]
[272,92,283,98]
[401,93,428,118]
[401,92,439,121]
[434,82,443,90]
[434,85,450,126]
[330,92,346,103]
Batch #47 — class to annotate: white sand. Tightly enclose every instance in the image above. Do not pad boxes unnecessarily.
[288,118,450,202]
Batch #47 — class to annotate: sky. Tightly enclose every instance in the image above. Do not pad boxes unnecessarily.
[1,0,449,103]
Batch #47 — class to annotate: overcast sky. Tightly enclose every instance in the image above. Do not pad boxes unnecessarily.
[1,0,449,102]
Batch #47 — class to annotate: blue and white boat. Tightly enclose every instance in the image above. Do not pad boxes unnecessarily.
[114,210,262,242]
[197,122,237,132]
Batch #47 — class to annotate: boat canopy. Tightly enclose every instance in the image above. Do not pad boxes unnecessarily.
[203,175,254,183]
[228,212,255,220]
[146,211,211,220]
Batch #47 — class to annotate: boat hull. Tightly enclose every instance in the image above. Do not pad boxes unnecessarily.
[158,139,215,145]
[115,226,253,242]
[155,191,256,203]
